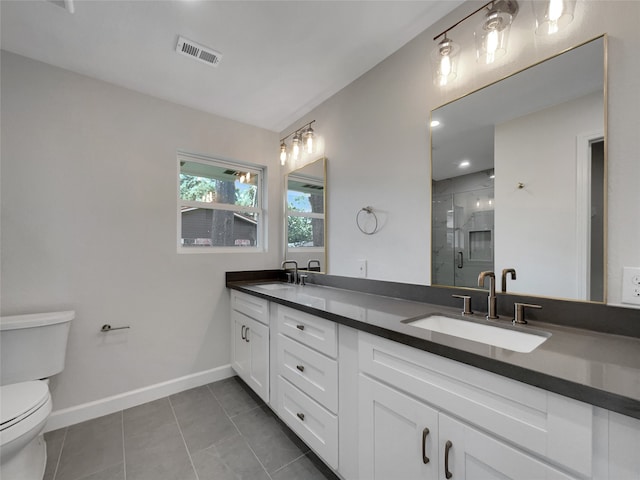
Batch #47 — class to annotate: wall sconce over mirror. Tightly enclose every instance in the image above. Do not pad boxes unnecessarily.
[474,1,518,65]
[279,120,316,166]
[431,0,578,86]
[533,0,576,35]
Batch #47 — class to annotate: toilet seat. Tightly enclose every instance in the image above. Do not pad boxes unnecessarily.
[0,381,51,444]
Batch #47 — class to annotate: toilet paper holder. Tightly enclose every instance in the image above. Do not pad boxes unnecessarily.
[100,324,130,332]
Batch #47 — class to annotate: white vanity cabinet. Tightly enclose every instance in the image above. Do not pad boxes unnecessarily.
[358,332,593,479]
[273,304,339,469]
[359,374,577,480]
[230,290,270,402]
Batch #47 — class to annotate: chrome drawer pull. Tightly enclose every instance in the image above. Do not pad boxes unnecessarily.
[297,412,305,421]
[296,324,305,331]
[296,365,305,372]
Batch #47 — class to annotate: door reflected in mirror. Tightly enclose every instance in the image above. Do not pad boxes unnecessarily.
[431,36,606,302]
[284,157,326,272]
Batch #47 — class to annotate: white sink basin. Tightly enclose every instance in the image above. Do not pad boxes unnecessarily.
[405,315,550,353]
[253,283,295,291]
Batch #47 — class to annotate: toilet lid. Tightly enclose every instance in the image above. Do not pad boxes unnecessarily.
[0,381,49,429]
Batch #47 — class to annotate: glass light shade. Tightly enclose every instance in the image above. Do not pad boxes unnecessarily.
[280,142,287,165]
[475,8,513,64]
[431,36,460,87]
[291,133,301,161]
[303,126,315,154]
[533,0,576,35]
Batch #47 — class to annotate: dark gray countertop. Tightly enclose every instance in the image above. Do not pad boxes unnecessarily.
[228,280,640,420]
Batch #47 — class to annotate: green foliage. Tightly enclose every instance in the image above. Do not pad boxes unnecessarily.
[180,174,216,202]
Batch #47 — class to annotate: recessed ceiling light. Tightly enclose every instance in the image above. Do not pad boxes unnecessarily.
[459,160,470,168]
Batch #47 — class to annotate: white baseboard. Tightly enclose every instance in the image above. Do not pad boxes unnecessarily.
[44,364,234,432]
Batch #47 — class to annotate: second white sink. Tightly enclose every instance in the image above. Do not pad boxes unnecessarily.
[405,315,550,353]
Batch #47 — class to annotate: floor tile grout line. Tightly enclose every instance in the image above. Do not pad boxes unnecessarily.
[120,410,126,480]
[50,426,68,480]
[227,408,274,480]
[270,452,308,476]
[168,395,200,480]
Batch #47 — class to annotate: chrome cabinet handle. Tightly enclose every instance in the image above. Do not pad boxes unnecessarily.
[422,427,430,464]
[445,440,453,479]
[296,365,305,372]
[296,324,305,331]
[241,325,246,340]
[245,327,250,343]
[457,251,463,269]
[297,412,305,421]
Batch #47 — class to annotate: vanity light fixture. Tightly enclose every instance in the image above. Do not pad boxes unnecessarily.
[431,0,518,85]
[278,120,317,166]
[533,0,576,35]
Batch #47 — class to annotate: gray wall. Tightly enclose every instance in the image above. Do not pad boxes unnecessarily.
[0,51,281,410]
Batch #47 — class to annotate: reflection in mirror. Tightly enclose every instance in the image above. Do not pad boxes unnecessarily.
[431,36,605,302]
[284,157,326,272]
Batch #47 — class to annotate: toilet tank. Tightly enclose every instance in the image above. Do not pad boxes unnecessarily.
[0,311,74,385]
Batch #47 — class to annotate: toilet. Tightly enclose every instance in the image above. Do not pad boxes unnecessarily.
[0,311,74,480]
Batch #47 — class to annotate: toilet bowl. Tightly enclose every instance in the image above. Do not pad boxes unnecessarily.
[0,381,52,479]
[0,310,74,480]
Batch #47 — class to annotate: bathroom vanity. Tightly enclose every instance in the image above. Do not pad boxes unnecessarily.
[227,272,640,480]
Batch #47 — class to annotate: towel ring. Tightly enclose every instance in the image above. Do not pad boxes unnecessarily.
[356,206,379,235]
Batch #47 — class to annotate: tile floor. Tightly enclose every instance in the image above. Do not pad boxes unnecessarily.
[43,376,338,480]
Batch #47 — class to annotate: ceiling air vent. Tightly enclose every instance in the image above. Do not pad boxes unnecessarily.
[176,36,222,67]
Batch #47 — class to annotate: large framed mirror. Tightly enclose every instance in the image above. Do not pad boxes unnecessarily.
[431,36,606,302]
[284,157,327,272]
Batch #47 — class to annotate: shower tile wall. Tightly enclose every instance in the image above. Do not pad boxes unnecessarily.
[432,170,494,288]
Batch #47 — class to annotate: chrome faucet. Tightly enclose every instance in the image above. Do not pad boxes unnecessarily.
[281,260,298,284]
[478,271,499,319]
[501,268,516,292]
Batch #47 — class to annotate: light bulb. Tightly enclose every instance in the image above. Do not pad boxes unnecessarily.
[303,125,315,154]
[246,172,251,183]
[280,142,287,165]
[485,28,499,64]
[291,134,301,161]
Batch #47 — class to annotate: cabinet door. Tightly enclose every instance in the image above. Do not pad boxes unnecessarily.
[245,315,269,403]
[231,310,249,378]
[359,374,439,480]
[438,414,577,480]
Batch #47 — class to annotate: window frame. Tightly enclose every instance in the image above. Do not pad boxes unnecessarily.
[177,151,265,254]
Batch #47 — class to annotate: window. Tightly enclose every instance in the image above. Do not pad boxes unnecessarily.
[178,153,264,251]
[286,174,324,249]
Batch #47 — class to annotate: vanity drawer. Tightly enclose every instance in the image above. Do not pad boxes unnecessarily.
[358,332,593,478]
[231,290,269,325]
[277,376,338,469]
[277,333,338,413]
[277,305,337,358]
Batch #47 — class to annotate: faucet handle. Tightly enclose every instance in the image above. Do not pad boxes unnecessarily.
[513,303,542,325]
[452,294,473,315]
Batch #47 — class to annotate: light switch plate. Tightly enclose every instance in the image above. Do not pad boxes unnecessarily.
[622,267,640,305]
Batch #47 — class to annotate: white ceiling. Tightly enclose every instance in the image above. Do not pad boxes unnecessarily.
[0,0,463,132]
